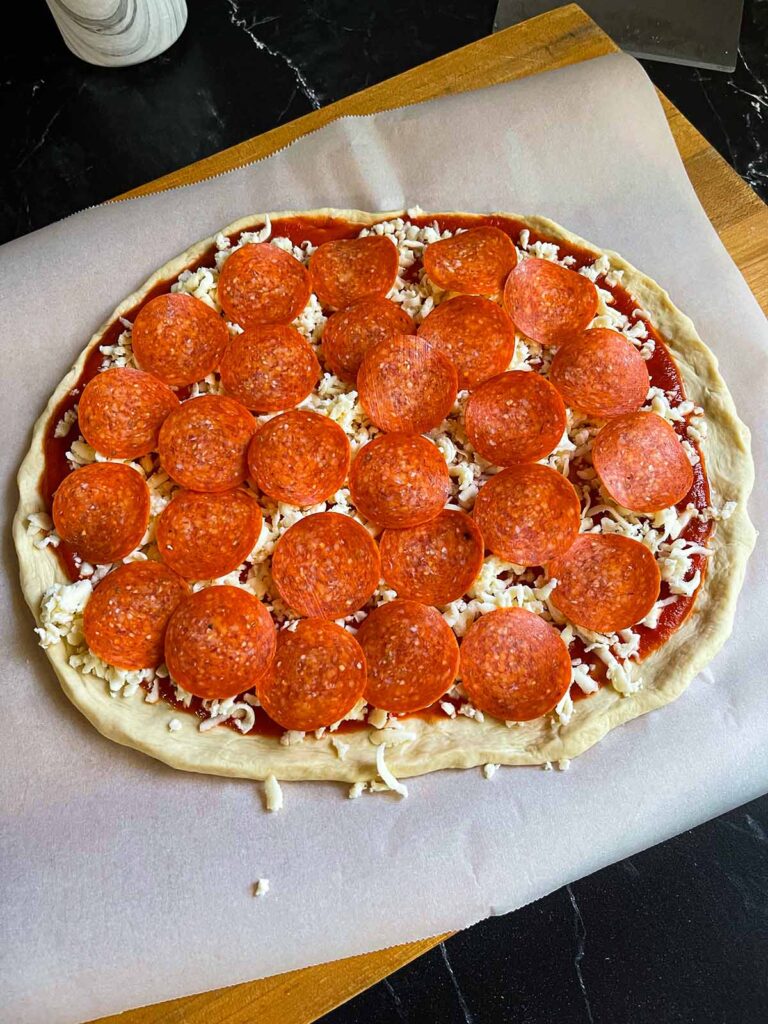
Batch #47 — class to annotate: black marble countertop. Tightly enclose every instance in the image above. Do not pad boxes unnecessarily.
[3,2,767,1022]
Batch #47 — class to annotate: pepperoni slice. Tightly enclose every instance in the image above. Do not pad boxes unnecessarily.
[357,334,458,434]
[380,510,485,605]
[156,488,262,580]
[132,293,229,387]
[219,325,320,412]
[417,295,516,390]
[503,258,598,345]
[258,620,366,731]
[549,329,651,418]
[52,463,150,564]
[158,395,255,492]
[460,608,571,722]
[464,371,566,466]
[422,226,518,295]
[357,600,459,713]
[217,243,311,327]
[592,411,694,512]
[78,367,180,459]
[322,297,416,382]
[473,464,580,565]
[350,434,450,529]
[83,562,189,670]
[547,533,661,633]
[164,585,276,700]
[271,512,380,619]
[310,235,399,310]
[248,410,350,507]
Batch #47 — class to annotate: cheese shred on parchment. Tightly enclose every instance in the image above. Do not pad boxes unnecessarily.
[263,774,283,813]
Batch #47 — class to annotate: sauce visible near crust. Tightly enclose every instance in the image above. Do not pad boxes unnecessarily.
[35,213,714,737]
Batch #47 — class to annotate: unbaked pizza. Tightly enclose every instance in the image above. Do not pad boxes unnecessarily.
[14,209,755,797]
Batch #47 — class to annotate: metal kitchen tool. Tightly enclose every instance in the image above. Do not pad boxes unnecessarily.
[494,0,745,71]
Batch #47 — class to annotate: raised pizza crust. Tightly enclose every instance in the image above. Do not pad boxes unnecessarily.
[13,209,756,784]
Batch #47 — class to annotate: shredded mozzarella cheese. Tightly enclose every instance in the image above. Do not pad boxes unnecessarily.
[263,774,284,813]
[375,744,408,798]
[32,215,723,735]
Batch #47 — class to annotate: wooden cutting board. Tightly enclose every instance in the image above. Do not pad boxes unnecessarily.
[91,6,768,1024]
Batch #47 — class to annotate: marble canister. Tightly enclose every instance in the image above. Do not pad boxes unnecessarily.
[45,0,187,67]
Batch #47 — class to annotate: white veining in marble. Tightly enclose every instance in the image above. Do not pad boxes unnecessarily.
[225,0,321,109]
[45,0,187,67]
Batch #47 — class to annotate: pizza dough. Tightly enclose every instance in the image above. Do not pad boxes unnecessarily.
[13,209,756,784]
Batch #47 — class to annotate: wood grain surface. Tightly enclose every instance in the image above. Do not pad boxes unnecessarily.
[90,934,452,1024]
[94,6,767,1024]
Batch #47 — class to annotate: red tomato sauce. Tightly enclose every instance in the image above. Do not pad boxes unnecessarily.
[37,214,713,733]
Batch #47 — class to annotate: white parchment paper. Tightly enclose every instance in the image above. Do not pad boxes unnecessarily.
[1,53,766,1024]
